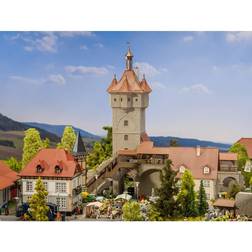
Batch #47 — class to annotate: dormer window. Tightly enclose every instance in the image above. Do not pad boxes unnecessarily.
[179,165,186,174]
[36,165,43,173]
[203,166,210,174]
[55,165,62,174]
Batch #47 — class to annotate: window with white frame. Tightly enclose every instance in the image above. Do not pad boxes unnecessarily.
[55,182,67,193]
[56,197,67,209]
[203,166,210,174]
[203,180,210,187]
[26,181,33,192]
[179,165,186,174]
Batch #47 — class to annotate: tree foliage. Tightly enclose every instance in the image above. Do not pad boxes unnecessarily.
[22,128,44,168]
[57,126,76,151]
[177,169,198,217]
[197,180,208,216]
[27,177,49,221]
[147,204,163,221]
[169,139,179,147]
[86,126,112,170]
[155,160,179,218]
[229,143,251,187]
[122,201,143,221]
[5,157,22,172]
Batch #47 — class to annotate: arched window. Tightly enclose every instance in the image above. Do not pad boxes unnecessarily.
[203,166,210,174]
[179,165,186,174]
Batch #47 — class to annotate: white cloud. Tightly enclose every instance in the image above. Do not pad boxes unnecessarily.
[9,75,42,85]
[80,44,88,50]
[94,43,104,48]
[134,62,160,78]
[65,65,109,75]
[180,84,212,94]
[57,31,94,37]
[225,32,252,43]
[22,32,58,53]
[182,35,194,42]
[47,74,66,85]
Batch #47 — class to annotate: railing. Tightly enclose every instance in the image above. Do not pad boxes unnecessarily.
[219,165,238,172]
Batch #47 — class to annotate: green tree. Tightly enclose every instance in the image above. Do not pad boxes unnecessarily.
[197,180,208,216]
[177,169,198,217]
[155,160,179,218]
[28,177,49,221]
[22,128,44,167]
[42,138,50,148]
[86,126,112,170]
[5,157,22,172]
[229,143,251,187]
[57,126,76,151]
[122,201,143,221]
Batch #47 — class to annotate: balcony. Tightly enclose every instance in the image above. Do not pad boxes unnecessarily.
[219,164,238,172]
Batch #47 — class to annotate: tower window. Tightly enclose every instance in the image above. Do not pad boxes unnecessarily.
[124,120,128,126]
[128,97,130,102]
[124,135,128,141]
[121,98,123,102]
[135,98,138,102]
[114,98,117,102]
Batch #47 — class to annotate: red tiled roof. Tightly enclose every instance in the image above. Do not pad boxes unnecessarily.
[19,148,82,178]
[219,152,237,161]
[0,161,19,190]
[107,70,152,94]
[237,138,252,159]
[118,141,219,180]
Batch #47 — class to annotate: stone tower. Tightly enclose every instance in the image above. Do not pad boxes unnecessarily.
[107,48,152,155]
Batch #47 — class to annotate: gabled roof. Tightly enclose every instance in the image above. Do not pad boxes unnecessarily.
[237,138,252,159]
[19,148,83,178]
[219,152,237,161]
[0,161,19,190]
[72,131,86,156]
[118,141,219,180]
[107,70,151,93]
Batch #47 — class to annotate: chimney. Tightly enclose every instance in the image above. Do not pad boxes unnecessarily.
[196,145,201,157]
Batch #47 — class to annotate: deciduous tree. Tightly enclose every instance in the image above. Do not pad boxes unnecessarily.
[22,128,44,167]
[5,157,22,172]
[57,126,76,151]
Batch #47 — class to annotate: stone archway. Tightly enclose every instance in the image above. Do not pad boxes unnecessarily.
[223,176,237,188]
[138,169,162,197]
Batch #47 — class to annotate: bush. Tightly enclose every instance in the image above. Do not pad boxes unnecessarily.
[122,201,144,221]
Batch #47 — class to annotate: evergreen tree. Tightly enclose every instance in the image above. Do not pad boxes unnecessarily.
[57,126,76,151]
[177,169,197,217]
[5,157,22,172]
[28,177,49,221]
[197,180,208,216]
[122,201,143,221]
[155,159,179,218]
[22,128,44,167]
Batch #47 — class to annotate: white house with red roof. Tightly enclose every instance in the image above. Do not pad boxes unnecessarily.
[19,148,84,213]
[0,161,19,208]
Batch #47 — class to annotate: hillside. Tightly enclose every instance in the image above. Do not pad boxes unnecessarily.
[151,136,231,150]
[25,122,100,140]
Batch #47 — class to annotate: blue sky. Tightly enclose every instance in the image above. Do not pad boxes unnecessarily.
[0,31,252,143]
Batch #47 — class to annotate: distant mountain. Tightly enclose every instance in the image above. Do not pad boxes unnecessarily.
[25,122,100,140]
[0,113,59,142]
[150,136,231,151]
